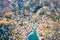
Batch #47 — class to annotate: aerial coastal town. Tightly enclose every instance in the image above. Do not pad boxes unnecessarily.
[0,0,60,40]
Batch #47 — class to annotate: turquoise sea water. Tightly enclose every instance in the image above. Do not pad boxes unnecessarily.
[28,30,39,40]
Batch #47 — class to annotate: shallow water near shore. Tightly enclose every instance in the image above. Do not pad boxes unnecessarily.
[28,30,39,40]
